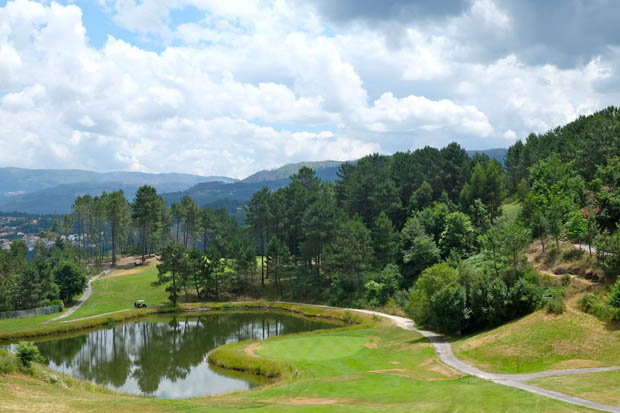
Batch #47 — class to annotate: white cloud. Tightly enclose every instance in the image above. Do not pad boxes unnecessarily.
[1,0,619,178]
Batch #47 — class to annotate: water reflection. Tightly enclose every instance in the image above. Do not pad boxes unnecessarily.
[37,312,335,398]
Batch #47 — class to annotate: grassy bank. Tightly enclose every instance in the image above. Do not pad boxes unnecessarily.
[528,370,620,406]
[452,300,620,373]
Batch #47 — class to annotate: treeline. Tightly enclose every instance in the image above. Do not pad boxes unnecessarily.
[0,239,87,311]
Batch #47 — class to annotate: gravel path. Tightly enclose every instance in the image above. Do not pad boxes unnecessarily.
[47,264,111,322]
[351,309,620,413]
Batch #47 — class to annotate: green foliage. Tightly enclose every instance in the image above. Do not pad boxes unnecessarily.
[595,228,620,281]
[371,211,398,269]
[156,242,187,306]
[409,180,433,213]
[54,260,87,305]
[579,292,620,322]
[400,215,440,287]
[460,160,505,218]
[610,277,620,308]
[541,288,566,314]
[439,212,474,258]
[363,264,402,307]
[16,341,45,368]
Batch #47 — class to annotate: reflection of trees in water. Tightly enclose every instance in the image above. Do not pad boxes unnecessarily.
[37,313,333,395]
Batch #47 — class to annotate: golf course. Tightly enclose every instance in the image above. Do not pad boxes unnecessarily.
[1,259,618,413]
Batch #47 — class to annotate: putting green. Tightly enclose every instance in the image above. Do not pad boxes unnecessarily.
[257,336,369,361]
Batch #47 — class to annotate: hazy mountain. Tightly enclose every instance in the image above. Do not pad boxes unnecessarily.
[0,167,236,214]
[466,148,508,165]
[242,160,345,183]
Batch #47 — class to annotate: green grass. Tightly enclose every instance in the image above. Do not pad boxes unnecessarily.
[501,201,521,223]
[529,370,620,406]
[0,323,591,412]
[64,262,168,320]
[452,305,620,373]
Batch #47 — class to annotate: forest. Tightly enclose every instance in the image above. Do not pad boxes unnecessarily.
[1,107,620,334]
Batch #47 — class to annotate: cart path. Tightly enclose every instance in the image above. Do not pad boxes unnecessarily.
[353,309,620,413]
[46,264,111,323]
[278,303,619,412]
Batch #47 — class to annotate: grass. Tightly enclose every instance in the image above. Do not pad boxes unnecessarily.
[0,322,591,412]
[528,370,620,406]
[64,261,168,320]
[501,201,521,223]
[452,301,620,373]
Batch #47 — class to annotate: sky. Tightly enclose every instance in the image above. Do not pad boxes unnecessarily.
[0,0,619,179]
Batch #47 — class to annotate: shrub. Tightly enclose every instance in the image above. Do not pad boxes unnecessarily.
[0,349,16,374]
[561,274,572,287]
[609,278,620,308]
[580,292,619,321]
[50,299,64,311]
[16,342,46,368]
[562,248,584,261]
[541,288,566,314]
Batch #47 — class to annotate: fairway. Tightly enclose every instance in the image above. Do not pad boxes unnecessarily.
[63,262,168,321]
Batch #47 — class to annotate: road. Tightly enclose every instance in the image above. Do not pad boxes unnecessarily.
[47,264,111,322]
[352,309,620,413]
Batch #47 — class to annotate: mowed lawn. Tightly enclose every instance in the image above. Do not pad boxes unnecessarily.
[452,305,620,373]
[0,324,591,412]
[64,262,168,321]
[529,370,620,407]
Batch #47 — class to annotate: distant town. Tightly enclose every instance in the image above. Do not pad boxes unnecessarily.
[0,213,57,250]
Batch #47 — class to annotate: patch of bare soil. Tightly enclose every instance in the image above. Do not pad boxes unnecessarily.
[364,336,379,349]
[244,343,262,358]
[274,397,351,405]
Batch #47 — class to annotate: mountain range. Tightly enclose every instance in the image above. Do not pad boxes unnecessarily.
[0,149,507,215]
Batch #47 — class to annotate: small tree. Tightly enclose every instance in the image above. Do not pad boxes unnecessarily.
[565,211,587,249]
[157,242,187,306]
[54,261,87,305]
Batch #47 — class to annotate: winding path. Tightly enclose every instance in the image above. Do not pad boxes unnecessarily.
[47,264,111,322]
[351,309,620,413]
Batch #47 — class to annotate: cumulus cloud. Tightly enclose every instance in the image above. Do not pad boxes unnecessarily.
[0,0,619,178]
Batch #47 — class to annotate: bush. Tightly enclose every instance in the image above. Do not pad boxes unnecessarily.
[0,349,16,374]
[561,274,572,287]
[541,288,566,314]
[609,278,620,308]
[580,292,620,321]
[50,299,64,311]
[16,342,46,368]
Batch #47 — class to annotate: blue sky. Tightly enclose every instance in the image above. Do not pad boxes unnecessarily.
[0,0,619,178]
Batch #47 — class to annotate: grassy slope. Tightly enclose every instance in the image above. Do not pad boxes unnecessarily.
[452,296,620,373]
[0,323,589,412]
[64,262,168,321]
[529,370,620,407]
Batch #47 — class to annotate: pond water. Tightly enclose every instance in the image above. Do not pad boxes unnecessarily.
[36,311,337,398]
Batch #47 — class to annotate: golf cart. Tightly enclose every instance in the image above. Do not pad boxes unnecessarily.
[134,300,147,308]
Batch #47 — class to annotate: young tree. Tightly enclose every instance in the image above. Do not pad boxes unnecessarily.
[408,181,433,213]
[371,211,398,269]
[400,215,440,287]
[266,236,290,294]
[565,211,587,249]
[54,261,87,305]
[439,212,474,258]
[180,195,198,248]
[157,242,187,306]
[245,187,271,286]
[106,190,129,267]
[132,186,163,263]
[326,216,374,291]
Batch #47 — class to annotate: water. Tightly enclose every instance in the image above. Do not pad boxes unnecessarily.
[36,311,337,398]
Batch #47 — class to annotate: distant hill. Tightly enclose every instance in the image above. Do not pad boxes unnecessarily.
[466,148,508,164]
[242,160,345,183]
[0,167,236,214]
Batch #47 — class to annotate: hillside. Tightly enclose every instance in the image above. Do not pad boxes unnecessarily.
[242,160,345,183]
[466,148,508,164]
[0,168,236,214]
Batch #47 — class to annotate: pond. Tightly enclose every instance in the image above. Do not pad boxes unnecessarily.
[36,311,338,398]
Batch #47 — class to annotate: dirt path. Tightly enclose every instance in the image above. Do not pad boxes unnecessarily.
[46,264,111,322]
[279,303,620,412]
